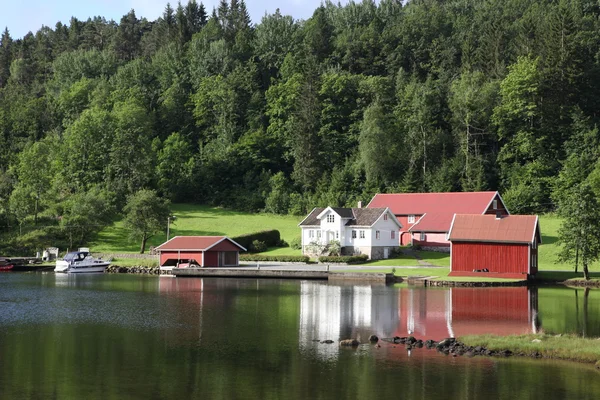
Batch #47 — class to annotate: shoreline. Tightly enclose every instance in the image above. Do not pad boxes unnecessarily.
[381,334,600,367]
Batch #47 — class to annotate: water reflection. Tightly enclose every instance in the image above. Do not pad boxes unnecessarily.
[299,283,541,359]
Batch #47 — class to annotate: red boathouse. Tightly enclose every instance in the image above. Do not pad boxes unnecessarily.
[448,214,541,279]
[156,236,246,268]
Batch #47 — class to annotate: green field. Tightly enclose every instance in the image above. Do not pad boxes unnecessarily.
[92,205,592,277]
[92,204,303,254]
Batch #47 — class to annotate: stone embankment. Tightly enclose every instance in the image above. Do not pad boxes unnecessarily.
[106,265,167,275]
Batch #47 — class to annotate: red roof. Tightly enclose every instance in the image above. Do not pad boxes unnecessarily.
[156,236,246,251]
[368,191,501,232]
[448,215,540,244]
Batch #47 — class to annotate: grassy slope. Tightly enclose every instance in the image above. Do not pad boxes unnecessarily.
[92,204,303,254]
[460,334,600,364]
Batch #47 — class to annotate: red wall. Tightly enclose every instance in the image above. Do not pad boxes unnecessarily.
[395,215,422,245]
[211,240,243,251]
[203,251,219,267]
[451,242,530,274]
[483,194,509,216]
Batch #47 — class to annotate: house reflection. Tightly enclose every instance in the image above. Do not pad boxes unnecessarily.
[299,283,540,358]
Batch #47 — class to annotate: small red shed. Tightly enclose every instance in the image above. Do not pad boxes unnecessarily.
[448,214,541,279]
[156,236,246,268]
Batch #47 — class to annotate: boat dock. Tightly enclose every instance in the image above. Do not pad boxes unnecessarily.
[171,267,395,284]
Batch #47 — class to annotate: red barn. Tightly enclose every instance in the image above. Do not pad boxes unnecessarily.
[367,191,508,249]
[448,214,541,279]
[156,236,246,268]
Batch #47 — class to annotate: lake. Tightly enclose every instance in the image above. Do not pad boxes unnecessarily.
[1,273,599,399]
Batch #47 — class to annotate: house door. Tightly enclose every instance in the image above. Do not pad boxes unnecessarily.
[328,231,335,243]
[383,248,389,259]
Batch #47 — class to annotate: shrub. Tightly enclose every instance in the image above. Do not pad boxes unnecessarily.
[318,255,369,264]
[232,230,281,250]
[250,240,268,253]
[239,254,310,263]
[325,240,341,256]
[276,239,288,247]
[290,236,302,250]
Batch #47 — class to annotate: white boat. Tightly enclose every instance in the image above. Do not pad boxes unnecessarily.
[55,250,110,273]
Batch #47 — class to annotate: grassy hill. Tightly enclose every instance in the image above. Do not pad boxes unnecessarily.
[91,206,591,272]
[92,204,303,254]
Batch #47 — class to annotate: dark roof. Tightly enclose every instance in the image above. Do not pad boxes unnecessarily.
[299,207,395,227]
[298,207,325,226]
[331,207,355,219]
[448,215,540,244]
[346,208,387,226]
[156,236,246,251]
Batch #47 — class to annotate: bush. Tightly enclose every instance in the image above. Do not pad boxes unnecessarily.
[276,239,288,247]
[232,230,281,250]
[240,254,310,263]
[318,255,369,264]
[290,236,302,250]
[250,240,268,253]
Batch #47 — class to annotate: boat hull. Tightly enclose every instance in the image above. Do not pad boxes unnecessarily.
[0,264,13,272]
[55,260,110,273]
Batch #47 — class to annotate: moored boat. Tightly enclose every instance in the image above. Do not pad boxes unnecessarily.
[0,257,14,271]
[54,250,110,273]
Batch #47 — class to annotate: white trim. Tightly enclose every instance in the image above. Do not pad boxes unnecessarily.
[371,208,403,229]
[155,236,182,250]
[204,237,247,252]
[532,215,540,244]
[482,191,511,216]
[316,206,338,220]
[407,213,427,232]
[298,207,318,226]
[447,214,458,241]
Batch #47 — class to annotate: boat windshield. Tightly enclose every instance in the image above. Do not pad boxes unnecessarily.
[64,252,90,262]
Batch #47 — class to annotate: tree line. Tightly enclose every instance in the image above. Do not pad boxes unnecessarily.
[1,0,600,254]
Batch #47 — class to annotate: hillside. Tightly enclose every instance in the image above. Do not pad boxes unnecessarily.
[92,204,303,254]
[3,1,600,255]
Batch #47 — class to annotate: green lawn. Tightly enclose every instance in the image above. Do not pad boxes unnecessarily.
[538,214,600,272]
[92,204,302,254]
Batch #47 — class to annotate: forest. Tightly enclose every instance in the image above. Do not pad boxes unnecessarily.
[1,0,600,253]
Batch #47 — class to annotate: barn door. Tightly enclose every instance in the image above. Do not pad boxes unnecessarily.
[218,252,224,267]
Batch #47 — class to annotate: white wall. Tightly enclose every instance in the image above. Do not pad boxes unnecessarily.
[370,215,400,247]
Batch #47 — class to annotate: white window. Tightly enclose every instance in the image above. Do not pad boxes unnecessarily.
[352,230,357,239]
[309,230,314,239]
[408,215,415,223]
[532,238,537,249]
[327,214,335,223]
[532,254,537,268]
[359,230,365,239]
[336,231,339,239]
[391,231,395,239]
[384,214,388,221]
[376,231,380,239]
[420,232,426,241]
[317,230,321,238]
[493,199,498,210]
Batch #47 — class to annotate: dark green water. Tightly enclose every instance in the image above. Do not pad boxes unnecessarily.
[1,273,599,399]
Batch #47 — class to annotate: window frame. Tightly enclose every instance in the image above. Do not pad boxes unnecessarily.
[359,230,365,239]
[376,230,380,240]
[408,215,416,223]
[420,232,426,241]
[391,230,395,239]
[352,230,357,239]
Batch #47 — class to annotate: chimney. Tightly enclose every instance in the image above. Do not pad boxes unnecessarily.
[357,201,363,208]
[495,211,502,220]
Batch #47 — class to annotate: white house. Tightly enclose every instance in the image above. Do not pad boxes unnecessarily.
[298,206,402,259]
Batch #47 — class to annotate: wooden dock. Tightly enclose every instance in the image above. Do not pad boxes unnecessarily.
[172,268,395,284]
